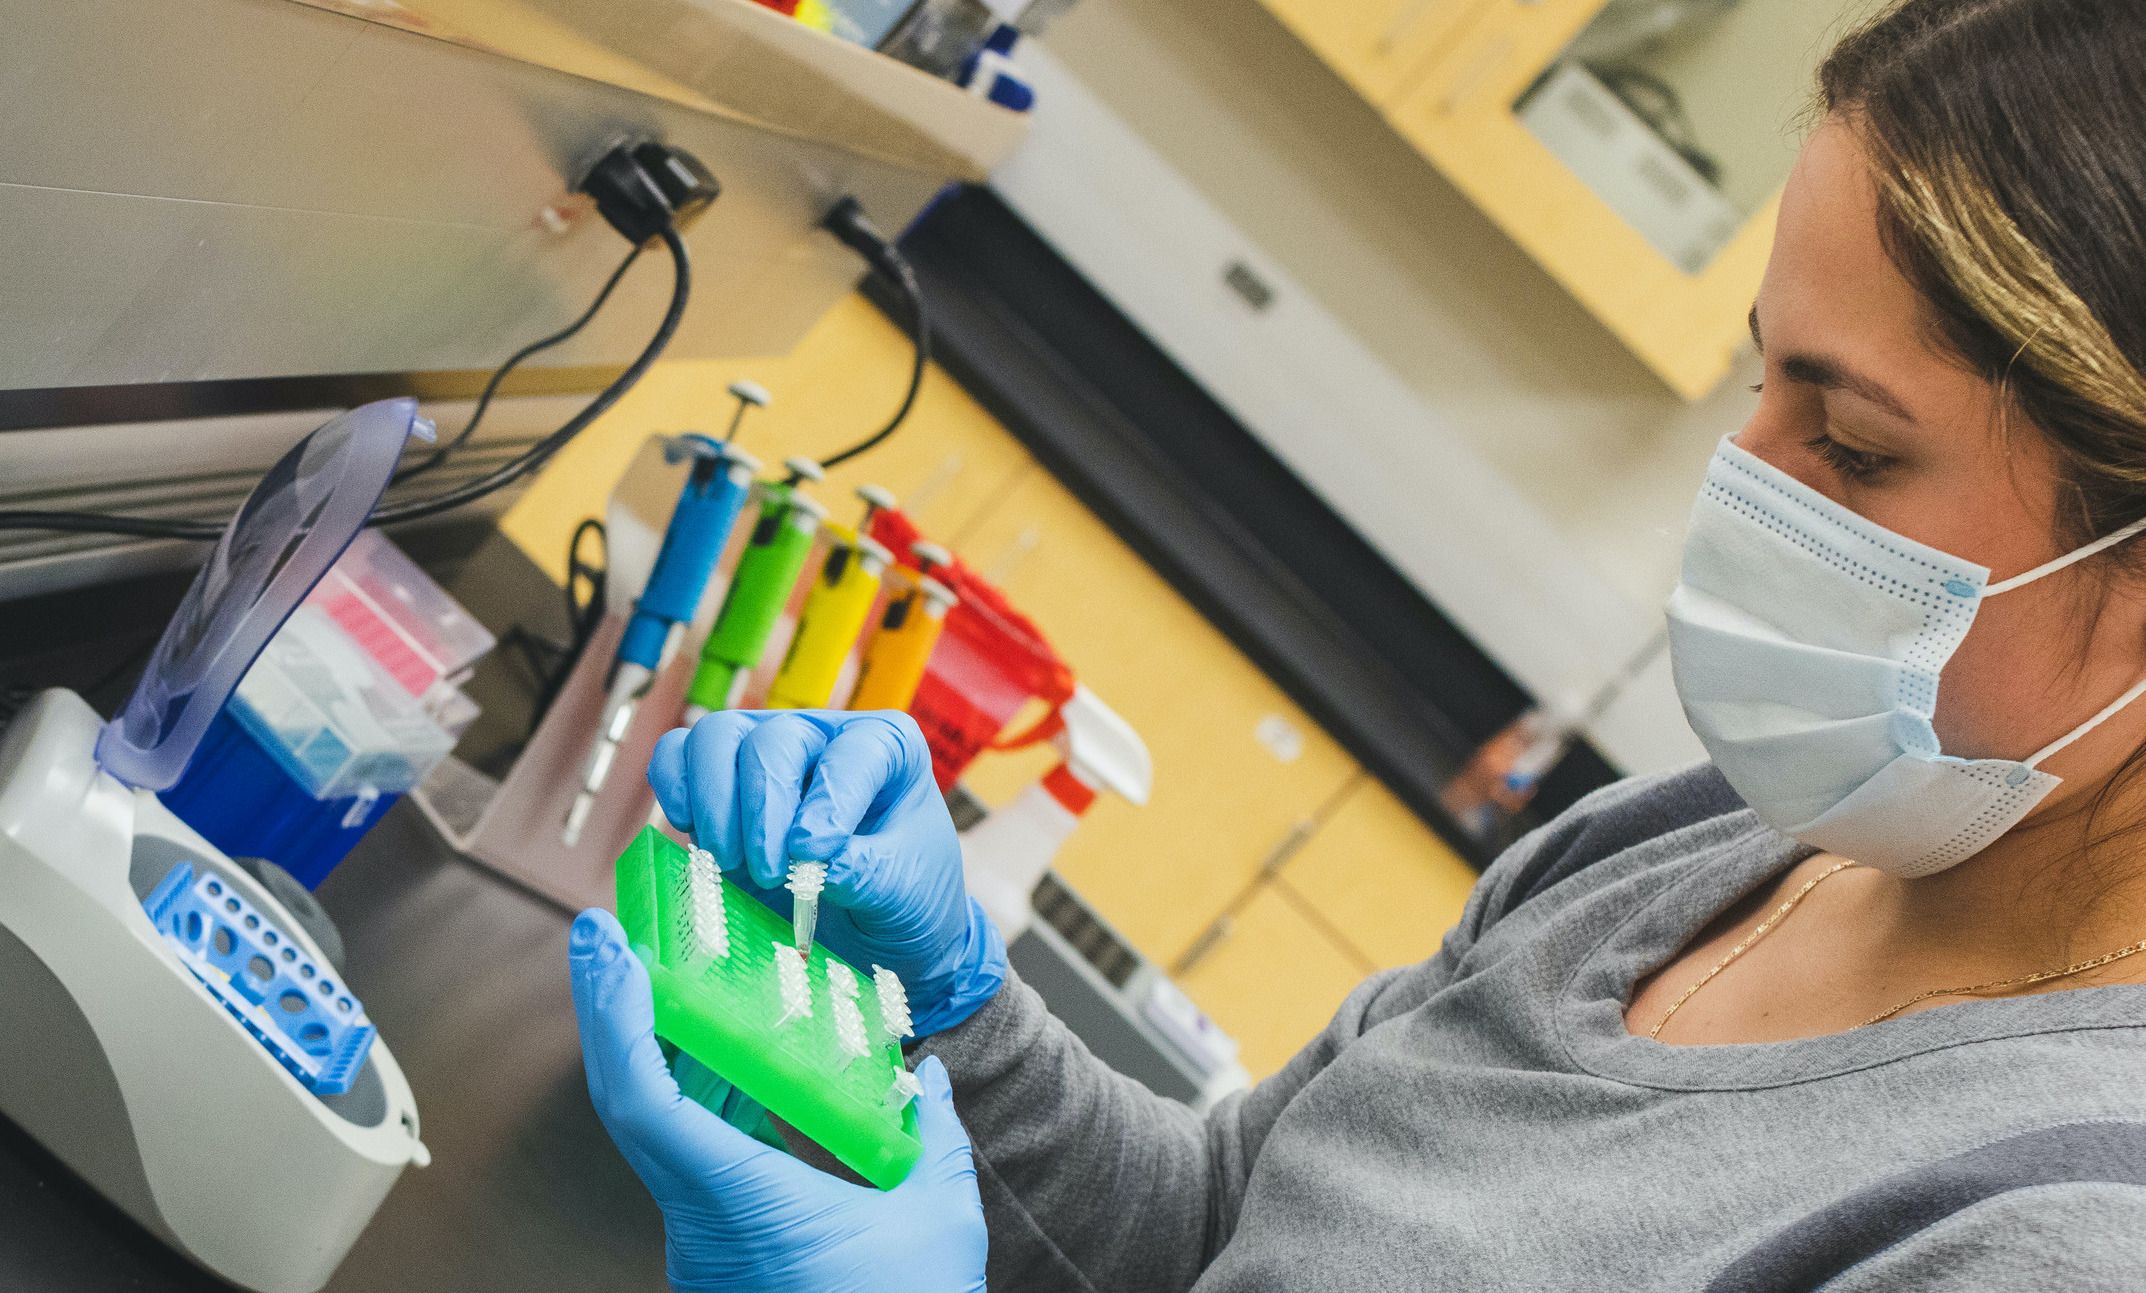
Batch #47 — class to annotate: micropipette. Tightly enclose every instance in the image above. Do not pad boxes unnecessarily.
[848,541,958,712]
[682,456,828,723]
[562,384,766,846]
[764,486,896,710]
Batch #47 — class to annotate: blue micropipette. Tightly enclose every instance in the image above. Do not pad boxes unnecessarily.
[563,387,766,844]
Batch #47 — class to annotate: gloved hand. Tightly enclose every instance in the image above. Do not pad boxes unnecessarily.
[569,908,988,1293]
[671,1052,786,1153]
[647,710,1005,1037]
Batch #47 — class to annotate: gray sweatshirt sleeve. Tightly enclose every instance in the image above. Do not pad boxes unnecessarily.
[918,960,1431,1292]
[912,780,1644,1292]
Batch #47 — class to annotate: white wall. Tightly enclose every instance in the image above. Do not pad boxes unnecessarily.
[1043,0,1765,608]
[1000,0,1796,770]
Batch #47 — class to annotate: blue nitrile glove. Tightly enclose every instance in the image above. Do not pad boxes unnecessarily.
[647,710,1006,1038]
[569,909,987,1293]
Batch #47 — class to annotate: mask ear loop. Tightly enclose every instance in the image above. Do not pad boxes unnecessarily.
[2025,673,2146,771]
[1990,517,2146,771]
[1985,514,2146,595]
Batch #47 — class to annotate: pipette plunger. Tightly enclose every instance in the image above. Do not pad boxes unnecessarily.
[722,381,770,442]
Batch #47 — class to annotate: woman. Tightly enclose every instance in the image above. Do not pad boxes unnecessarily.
[567,1,2146,1286]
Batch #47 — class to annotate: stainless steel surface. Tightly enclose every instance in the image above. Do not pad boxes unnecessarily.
[0,394,578,601]
[0,0,958,390]
[0,805,669,1291]
[325,0,1031,180]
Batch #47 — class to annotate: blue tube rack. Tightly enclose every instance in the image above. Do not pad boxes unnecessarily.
[143,862,375,1096]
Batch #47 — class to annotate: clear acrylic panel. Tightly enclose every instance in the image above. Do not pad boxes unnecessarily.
[97,399,427,791]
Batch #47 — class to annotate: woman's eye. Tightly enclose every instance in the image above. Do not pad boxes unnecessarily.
[1804,432,1893,482]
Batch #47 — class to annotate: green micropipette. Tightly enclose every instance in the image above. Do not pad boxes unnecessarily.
[683,456,828,721]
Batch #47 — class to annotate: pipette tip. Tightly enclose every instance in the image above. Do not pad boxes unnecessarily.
[786,861,826,956]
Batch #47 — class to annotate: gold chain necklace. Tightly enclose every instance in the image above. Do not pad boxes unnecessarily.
[1648,860,1854,1040]
[1648,860,2146,1041]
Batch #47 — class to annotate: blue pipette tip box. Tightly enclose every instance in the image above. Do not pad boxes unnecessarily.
[143,862,375,1096]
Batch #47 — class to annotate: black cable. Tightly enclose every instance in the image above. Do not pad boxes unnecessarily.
[563,516,608,652]
[392,243,643,486]
[816,200,930,471]
[372,225,690,525]
[0,225,691,541]
[818,252,928,471]
[529,516,608,731]
[0,510,224,541]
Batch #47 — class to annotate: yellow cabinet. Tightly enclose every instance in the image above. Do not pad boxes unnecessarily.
[1175,885,1370,1080]
[502,296,1038,581]
[1386,0,1770,400]
[953,469,1359,967]
[1279,778,1479,971]
[1254,0,1495,106]
[1260,0,1879,400]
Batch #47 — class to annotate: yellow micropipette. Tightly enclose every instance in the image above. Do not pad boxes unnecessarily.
[765,487,896,710]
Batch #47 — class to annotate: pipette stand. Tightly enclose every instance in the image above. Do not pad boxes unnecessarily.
[0,690,430,1293]
[422,612,703,912]
[414,434,746,912]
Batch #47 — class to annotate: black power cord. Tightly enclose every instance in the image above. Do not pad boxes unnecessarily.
[392,242,644,487]
[528,515,609,730]
[373,224,689,525]
[0,142,713,542]
[0,225,690,541]
[0,178,923,541]
[817,198,930,471]
[0,509,224,541]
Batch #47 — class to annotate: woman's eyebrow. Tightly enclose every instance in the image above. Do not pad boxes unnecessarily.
[1749,304,1917,422]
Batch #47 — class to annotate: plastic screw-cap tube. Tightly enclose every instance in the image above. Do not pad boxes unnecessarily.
[773,940,813,1025]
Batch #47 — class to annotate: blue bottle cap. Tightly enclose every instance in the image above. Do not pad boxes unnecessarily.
[96,399,429,791]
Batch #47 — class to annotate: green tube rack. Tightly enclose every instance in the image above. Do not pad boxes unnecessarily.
[614,825,924,1189]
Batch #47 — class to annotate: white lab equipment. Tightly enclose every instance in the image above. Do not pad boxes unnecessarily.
[0,403,431,1293]
[1517,60,1743,273]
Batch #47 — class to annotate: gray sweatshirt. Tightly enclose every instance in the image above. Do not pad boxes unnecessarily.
[922,765,2146,1291]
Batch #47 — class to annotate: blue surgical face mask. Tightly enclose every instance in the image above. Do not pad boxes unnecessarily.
[1666,437,2146,878]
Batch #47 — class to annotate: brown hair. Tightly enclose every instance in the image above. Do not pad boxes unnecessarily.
[1820,2,2146,900]
[1820,0,2146,554]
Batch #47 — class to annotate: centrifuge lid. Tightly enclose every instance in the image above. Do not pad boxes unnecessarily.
[97,398,430,791]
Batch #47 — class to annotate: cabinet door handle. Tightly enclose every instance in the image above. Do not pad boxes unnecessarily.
[1173,914,1236,976]
[1435,32,1516,115]
[1258,817,1319,879]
